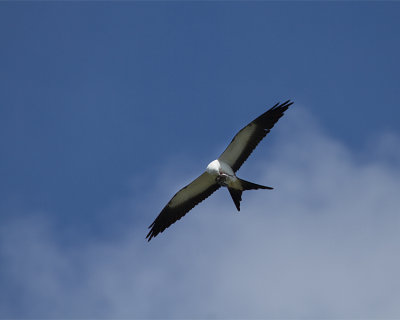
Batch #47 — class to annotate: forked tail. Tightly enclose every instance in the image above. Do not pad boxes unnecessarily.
[228,179,273,211]
[239,178,273,191]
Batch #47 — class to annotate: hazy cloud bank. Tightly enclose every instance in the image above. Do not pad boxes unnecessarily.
[1,108,400,318]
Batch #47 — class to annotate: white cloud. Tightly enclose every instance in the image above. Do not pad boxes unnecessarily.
[1,107,400,318]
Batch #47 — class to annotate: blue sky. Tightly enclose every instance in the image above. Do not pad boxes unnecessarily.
[1,2,400,318]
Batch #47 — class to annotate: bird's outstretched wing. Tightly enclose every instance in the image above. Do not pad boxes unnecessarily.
[146,172,220,241]
[219,100,293,172]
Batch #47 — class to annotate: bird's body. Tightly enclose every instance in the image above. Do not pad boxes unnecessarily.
[146,100,293,241]
[206,159,237,187]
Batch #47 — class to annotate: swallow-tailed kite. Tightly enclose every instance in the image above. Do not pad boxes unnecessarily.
[146,100,293,241]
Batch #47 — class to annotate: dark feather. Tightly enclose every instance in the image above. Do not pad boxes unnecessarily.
[239,178,273,190]
[146,174,220,241]
[219,100,293,172]
[228,187,242,211]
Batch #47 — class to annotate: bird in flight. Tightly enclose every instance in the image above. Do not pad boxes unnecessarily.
[146,100,293,241]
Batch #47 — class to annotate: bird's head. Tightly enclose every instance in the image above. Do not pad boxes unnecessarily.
[206,159,220,176]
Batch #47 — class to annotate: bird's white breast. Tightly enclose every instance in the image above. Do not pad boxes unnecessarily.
[206,159,235,176]
[206,159,220,176]
[219,160,235,176]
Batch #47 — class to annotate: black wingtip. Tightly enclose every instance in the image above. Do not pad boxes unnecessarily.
[253,99,293,128]
[272,99,293,111]
[146,221,158,242]
[146,221,156,241]
[146,231,153,242]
